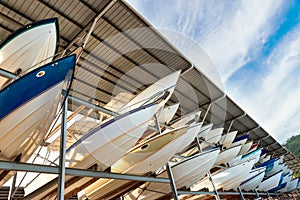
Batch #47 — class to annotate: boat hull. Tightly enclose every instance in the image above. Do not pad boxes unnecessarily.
[191,159,255,191]
[24,102,160,199]
[81,125,195,199]
[0,18,58,87]
[201,128,224,149]
[66,102,161,171]
[257,170,283,191]
[0,55,75,186]
[229,148,262,166]
[125,148,221,200]
[239,141,253,156]
[215,144,242,165]
[119,71,181,113]
[220,131,238,149]
[240,167,266,191]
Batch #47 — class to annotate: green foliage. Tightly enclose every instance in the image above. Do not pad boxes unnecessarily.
[284,134,300,159]
[284,134,300,178]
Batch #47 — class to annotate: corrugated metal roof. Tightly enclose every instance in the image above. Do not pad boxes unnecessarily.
[0,0,299,175]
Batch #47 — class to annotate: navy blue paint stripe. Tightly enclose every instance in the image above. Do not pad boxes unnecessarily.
[66,101,158,153]
[0,18,59,54]
[257,158,275,168]
[232,134,249,143]
[269,182,287,192]
[0,55,76,121]
[260,149,268,156]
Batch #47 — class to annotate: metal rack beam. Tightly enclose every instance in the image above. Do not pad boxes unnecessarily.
[177,190,279,196]
[0,160,170,183]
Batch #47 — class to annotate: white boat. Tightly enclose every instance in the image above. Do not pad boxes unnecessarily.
[139,103,180,141]
[228,155,242,166]
[176,123,202,153]
[219,131,238,149]
[286,178,299,192]
[247,144,258,154]
[156,103,179,124]
[25,101,161,198]
[260,155,271,164]
[265,156,284,177]
[215,144,242,165]
[197,123,213,139]
[0,18,58,88]
[191,159,255,192]
[180,123,213,156]
[170,111,201,128]
[239,141,253,155]
[222,159,256,191]
[80,123,200,199]
[240,167,266,191]
[182,149,220,189]
[201,127,224,149]
[259,149,268,163]
[118,71,181,114]
[229,148,262,166]
[0,55,75,186]
[257,170,283,191]
[124,148,220,200]
[278,173,291,193]
[66,104,162,170]
[282,164,289,175]
[229,134,249,147]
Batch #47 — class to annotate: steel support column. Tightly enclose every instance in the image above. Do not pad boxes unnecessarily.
[227,119,235,134]
[254,188,260,199]
[267,191,270,199]
[202,103,212,124]
[166,162,179,200]
[207,170,221,200]
[57,98,68,199]
[237,186,245,200]
[275,191,279,199]
[8,173,17,200]
[196,136,203,153]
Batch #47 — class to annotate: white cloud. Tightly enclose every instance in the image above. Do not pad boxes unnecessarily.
[127,0,300,143]
[127,0,286,81]
[232,25,300,143]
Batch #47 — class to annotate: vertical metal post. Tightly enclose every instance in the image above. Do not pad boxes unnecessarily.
[197,134,221,200]
[57,98,68,199]
[166,162,179,200]
[267,191,270,199]
[254,189,260,199]
[202,103,212,124]
[8,173,17,200]
[237,186,245,200]
[275,191,279,199]
[227,119,234,134]
[196,136,203,153]
[154,113,162,134]
[207,171,221,200]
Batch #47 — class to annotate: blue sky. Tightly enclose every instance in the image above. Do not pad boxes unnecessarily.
[127,0,300,143]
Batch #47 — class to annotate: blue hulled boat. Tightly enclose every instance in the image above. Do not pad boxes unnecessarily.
[0,55,75,186]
